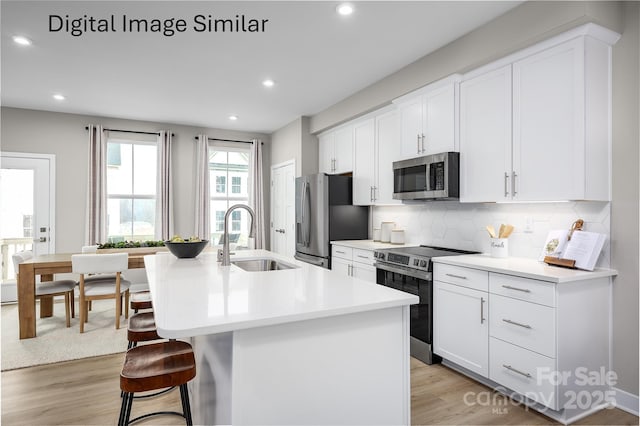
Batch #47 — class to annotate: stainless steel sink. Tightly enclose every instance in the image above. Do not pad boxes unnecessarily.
[231,258,298,272]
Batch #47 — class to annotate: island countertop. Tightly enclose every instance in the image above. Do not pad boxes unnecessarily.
[144,249,418,339]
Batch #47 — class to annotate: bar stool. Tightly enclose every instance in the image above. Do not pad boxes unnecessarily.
[127,311,160,349]
[130,291,152,313]
[118,340,196,426]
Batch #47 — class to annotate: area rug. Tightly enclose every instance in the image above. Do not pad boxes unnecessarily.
[1,299,128,371]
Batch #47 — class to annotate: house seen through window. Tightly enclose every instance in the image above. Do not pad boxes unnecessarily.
[209,145,250,246]
[106,139,157,242]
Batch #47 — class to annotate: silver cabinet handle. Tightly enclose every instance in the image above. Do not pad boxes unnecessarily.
[502,285,531,293]
[504,172,509,197]
[370,186,374,202]
[372,186,377,202]
[503,364,532,378]
[356,255,369,260]
[512,172,518,196]
[502,318,532,329]
[336,250,346,255]
[480,297,486,324]
[417,134,421,154]
[445,273,467,280]
[421,134,426,153]
[348,264,353,276]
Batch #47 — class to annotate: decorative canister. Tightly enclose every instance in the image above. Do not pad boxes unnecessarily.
[372,228,381,242]
[490,238,509,258]
[380,222,395,243]
[390,230,405,245]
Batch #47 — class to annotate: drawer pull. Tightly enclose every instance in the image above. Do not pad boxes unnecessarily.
[502,364,532,379]
[502,318,532,329]
[356,255,369,260]
[445,273,467,280]
[336,250,346,254]
[502,285,531,293]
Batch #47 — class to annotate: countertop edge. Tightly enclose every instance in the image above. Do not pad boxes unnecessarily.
[432,254,618,283]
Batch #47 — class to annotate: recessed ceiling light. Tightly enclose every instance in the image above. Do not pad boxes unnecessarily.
[13,35,32,46]
[262,79,275,88]
[336,3,354,16]
[53,94,65,101]
[229,115,238,121]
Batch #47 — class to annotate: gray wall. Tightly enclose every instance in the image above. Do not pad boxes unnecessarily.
[305,1,638,396]
[270,116,318,177]
[0,107,271,253]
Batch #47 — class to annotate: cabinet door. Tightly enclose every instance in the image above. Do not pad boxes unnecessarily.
[352,119,375,205]
[352,262,376,283]
[512,38,584,201]
[375,110,401,205]
[333,126,354,174]
[331,257,351,277]
[424,84,456,154]
[459,65,512,202]
[433,281,489,377]
[318,133,334,174]
[398,98,424,159]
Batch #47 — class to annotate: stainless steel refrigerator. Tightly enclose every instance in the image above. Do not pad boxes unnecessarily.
[294,174,369,268]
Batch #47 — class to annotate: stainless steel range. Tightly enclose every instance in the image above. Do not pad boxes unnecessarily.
[373,245,476,364]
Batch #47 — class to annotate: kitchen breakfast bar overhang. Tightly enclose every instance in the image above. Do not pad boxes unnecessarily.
[144,249,418,425]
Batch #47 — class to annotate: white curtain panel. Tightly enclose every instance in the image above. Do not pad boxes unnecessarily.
[85,125,107,245]
[249,139,266,249]
[155,131,174,240]
[194,135,210,240]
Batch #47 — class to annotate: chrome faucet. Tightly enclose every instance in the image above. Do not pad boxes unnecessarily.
[221,204,256,266]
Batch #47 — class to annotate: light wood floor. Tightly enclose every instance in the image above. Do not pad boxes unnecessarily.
[2,354,638,425]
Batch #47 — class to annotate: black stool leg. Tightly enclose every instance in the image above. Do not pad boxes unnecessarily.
[180,384,193,426]
[118,392,133,426]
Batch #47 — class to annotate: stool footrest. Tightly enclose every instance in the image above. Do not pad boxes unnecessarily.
[127,410,185,425]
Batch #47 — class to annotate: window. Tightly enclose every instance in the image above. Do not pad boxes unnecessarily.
[106,140,157,242]
[215,176,226,194]
[232,176,241,194]
[209,146,250,246]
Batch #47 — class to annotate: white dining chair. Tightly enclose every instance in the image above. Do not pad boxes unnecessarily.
[71,253,131,333]
[12,251,77,327]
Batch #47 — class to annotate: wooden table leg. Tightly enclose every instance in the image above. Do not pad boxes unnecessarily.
[39,274,54,318]
[18,264,37,339]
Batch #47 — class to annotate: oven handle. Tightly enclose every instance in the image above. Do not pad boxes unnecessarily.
[374,262,432,281]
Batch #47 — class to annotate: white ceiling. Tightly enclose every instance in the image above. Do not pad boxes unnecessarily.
[1,1,521,134]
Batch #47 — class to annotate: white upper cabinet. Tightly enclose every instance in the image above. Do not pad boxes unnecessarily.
[352,108,401,206]
[318,124,354,175]
[394,74,460,160]
[459,23,619,203]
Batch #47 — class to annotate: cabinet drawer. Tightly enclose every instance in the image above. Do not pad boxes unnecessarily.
[434,263,488,292]
[352,248,374,265]
[490,337,558,410]
[331,245,353,260]
[490,294,556,358]
[490,273,556,307]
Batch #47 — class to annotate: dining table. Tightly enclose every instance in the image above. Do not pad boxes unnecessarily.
[16,247,165,339]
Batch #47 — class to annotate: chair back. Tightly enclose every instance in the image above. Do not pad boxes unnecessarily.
[12,250,34,273]
[71,253,128,275]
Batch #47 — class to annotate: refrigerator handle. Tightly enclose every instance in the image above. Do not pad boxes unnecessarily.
[304,182,311,246]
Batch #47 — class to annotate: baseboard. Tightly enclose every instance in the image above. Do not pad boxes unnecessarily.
[612,387,639,416]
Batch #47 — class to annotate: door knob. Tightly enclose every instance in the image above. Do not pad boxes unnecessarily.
[34,237,47,242]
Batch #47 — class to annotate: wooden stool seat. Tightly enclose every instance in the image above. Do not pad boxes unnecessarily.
[127,312,160,346]
[119,341,196,425]
[130,291,153,312]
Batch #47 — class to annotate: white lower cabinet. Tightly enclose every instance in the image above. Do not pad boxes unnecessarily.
[433,261,613,422]
[331,245,376,283]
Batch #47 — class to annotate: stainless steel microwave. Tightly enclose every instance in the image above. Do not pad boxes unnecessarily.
[392,152,459,200]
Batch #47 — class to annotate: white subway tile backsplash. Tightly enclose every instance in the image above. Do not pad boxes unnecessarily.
[372,201,611,267]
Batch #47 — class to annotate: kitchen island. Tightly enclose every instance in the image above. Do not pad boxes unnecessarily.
[144,249,418,425]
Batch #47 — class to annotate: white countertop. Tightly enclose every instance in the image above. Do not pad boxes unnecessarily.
[331,239,409,250]
[432,254,618,283]
[144,249,418,339]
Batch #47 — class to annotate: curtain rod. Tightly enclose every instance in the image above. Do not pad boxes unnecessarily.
[84,126,174,137]
[195,136,263,145]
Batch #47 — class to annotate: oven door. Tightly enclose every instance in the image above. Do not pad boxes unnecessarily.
[375,264,433,346]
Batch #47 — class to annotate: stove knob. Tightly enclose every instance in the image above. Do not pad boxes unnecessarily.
[378,253,385,260]
[413,259,419,266]
[420,260,428,267]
